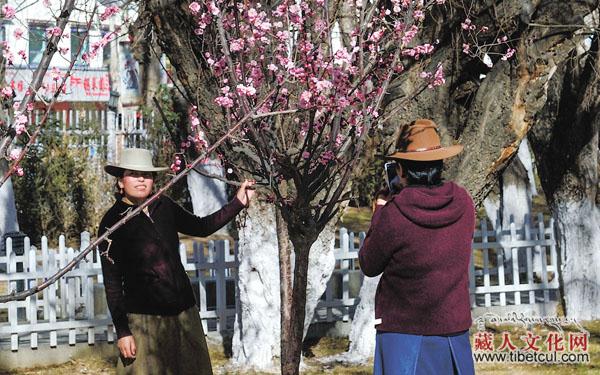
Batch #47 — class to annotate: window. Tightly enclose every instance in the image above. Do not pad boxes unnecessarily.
[28,25,47,65]
[71,26,89,66]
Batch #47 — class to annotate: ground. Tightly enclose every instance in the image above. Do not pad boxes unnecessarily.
[2,321,598,374]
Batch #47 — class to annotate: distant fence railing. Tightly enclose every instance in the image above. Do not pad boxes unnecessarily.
[0,215,558,351]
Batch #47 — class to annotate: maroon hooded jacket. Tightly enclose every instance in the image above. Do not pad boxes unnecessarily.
[358,181,475,335]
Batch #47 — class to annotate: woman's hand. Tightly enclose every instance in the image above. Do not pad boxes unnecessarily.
[236,179,256,207]
[372,186,392,212]
[118,335,137,359]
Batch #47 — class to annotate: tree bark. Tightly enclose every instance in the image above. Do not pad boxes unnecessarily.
[231,201,280,370]
[529,36,600,320]
[277,205,293,373]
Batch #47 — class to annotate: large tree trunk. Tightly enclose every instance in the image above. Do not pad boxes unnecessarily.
[231,202,338,371]
[529,36,600,320]
[341,274,381,362]
[231,201,280,370]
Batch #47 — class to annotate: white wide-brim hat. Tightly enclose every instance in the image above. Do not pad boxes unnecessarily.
[104,148,168,177]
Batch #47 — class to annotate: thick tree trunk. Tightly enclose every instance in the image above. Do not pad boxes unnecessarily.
[342,274,381,361]
[281,240,311,375]
[529,37,600,320]
[302,221,336,337]
[277,207,294,373]
[231,203,338,371]
[231,201,280,370]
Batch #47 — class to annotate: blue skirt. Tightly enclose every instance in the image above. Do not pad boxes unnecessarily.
[373,331,474,375]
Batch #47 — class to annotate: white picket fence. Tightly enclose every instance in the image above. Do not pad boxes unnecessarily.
[0,216,558,351]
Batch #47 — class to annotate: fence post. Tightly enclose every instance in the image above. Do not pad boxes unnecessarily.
[538,214,550,303]
[28,244,38,349]
[524,214,535,304]
[195,241,209,333]
[481,220,491,307]
[216,241,226,334]
[7,238,19,351]
[510,221,520,305]
[48,250,58,348]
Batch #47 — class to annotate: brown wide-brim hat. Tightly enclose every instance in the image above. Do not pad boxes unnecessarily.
[385,119,463,161]
[104,148,168,177]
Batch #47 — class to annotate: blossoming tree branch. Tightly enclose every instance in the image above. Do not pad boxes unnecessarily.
[137,0,464,373]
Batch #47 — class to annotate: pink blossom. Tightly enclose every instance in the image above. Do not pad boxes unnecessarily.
[429,64,445,88]
[189,2,201,15]
[302,151,310,159]
[2,5,16,19]
[319,150,335,165]
[14,113,28,135]
[315,79,332,93]
[1,87,13,98]
[480,26,489,32]
[436,0,445,4]
[207,1,219,16]
[501,48,516,61]
[18,50,26,60]
[13,28,24,40]
[59,47,69,55]
[16,167,24,177]
[230,39,244,52]
[46,27,63,38]
[26,103,34,112]
[236,84,256,97]
[401,25,419,45]
[214,96,234,108]
[100,5,120,21]
[497,36,508,43]
[9,149,21,160]
[461,18,472,30]
[369,29,384,43]
[413,10,425,21]
[462,43,470,54]
[42,0,51,7]
[299,90,312,108]
[267,64,278,72]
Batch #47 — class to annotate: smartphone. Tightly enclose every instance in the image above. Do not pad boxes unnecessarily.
[384,162,398,193]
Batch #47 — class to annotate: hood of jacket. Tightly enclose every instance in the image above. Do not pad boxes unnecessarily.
[391,182,468,228]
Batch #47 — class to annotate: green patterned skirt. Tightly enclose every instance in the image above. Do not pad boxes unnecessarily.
[116,306,213,375]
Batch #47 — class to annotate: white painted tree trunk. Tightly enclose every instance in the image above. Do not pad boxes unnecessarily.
[187,161,227,216]
[341,274,381,362]
[303,221,336,337]
[231,201,281,370]
[556,201,600,320]
[484,139,539,274]
[231,202,337,370]
[0,161,19,239]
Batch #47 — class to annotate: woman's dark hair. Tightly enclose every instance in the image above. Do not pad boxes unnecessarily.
[399,159,444,186]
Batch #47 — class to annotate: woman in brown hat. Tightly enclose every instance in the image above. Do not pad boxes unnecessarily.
[99,148,255,375]
[359,119,476,374]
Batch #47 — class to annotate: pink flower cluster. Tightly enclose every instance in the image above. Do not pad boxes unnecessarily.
[82,31,117,63]
[46,27,63,38]
[186,0,448,170]
[100,5,120,21]
[170,154,183,173]
[2,4,15,19]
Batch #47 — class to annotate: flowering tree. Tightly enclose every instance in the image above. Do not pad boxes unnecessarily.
[135,0,456,372]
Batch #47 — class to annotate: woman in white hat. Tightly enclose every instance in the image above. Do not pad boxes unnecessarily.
[359,119,476,374]
[99,148,255,375]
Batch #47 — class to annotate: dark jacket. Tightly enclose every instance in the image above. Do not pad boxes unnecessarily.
[358,182,475,335]
[98,195,244,338]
